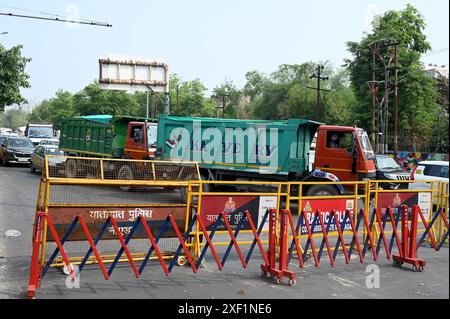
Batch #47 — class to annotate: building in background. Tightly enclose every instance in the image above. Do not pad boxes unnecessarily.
[424,64,449,79]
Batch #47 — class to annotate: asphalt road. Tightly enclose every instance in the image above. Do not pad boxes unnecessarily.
[0,164,448,299]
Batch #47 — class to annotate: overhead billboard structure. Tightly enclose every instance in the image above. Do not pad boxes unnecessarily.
[99,56,170,114]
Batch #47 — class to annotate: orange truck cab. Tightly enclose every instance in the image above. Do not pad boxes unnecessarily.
[124,122,158,160]
[314,125,376,183]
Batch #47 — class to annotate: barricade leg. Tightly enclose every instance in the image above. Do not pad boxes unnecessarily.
[361,209,378,261]
[317,211,334,266]
[393,205,426,271]
[301,210,319,266]
[332,210,350,264]
[261,209,297,286]
[261,209,277,276]
[27,212,44,299]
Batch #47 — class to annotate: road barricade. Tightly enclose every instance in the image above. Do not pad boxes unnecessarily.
[27,208,268,298]
[27,173,449,297]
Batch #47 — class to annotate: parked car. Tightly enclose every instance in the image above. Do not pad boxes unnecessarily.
[30,145,65,173]
[0,137,35,166]
[409,160,449,205]
[0,134,8,147]
[38,138,59,146]
[374,154,410,189]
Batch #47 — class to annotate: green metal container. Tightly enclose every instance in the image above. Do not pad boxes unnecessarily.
[156,115,321,177]
[60,115,155,158]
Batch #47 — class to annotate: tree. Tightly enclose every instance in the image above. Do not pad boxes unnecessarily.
[28,90,78,130]
[0,108,28,130]
[212,81,251,119]
[169,74,215,117]
[0,44,31,113]
[72,81,141,116]
[345,4,437,151]
[432,74,449,152]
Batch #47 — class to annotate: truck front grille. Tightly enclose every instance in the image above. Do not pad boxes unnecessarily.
[396,175,410,180]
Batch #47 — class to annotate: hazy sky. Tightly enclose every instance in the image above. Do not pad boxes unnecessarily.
[1,0,449,106]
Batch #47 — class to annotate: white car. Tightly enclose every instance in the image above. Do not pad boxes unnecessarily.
[409,160,449,205]
[38,138,59,146]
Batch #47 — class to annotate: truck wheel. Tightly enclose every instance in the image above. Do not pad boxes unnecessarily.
[65,159,77,178]
[2,157,8,167]
[305,184,339,197]
[118,165,134,191]
[30,164,35,173]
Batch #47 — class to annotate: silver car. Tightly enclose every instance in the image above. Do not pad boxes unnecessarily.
[30,145,65,173]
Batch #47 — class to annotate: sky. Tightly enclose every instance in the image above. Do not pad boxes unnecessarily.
[1,0,449,110]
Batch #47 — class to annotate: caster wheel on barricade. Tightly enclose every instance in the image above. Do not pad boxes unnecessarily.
[413,265,423,272]
[62,263,75,275]
[276,277,282,285]
[305,253,312,261]
[177,256,187,267]
[261,270,267,277]
[289,279,297,287]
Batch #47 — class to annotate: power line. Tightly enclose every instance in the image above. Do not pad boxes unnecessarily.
[0,11,112,27]
[422,47,449,57]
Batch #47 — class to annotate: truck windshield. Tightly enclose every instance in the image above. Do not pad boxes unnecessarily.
[147,125,157,146]
[357,130,374,160]
[29,127,53,138]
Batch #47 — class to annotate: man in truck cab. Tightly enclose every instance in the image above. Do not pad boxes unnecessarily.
[132,127,143,144]
[328,133,340,148]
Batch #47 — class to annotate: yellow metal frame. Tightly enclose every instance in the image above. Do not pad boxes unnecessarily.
[35,156,201,269]
[33,155,449,271]
[368,179,445,245]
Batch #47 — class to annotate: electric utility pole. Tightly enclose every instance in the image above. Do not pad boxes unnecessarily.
[367,40,399,156]
[308,64,330,121]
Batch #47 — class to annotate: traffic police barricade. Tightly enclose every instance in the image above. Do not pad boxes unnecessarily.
[27,208,269,298]
[28,155,201,298]
[28,173,449,296]
[369,179,442,247]
[184,180,285,261]
[284,181,371,262]
[436,181,449,246]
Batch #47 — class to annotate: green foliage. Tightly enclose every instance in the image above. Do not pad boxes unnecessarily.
[0,108,28,130]
[72,82,141,116]
[248,63,355,125]
[169,74,215,117]
[345,4,438,151]
[0,44,31,113]
[28,90,78,130]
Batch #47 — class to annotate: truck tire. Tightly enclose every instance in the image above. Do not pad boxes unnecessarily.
[118,165,134,191]
[305,184,339,197]
[2,156,8,167]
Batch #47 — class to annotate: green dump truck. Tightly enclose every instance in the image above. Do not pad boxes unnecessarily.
[59,115,157,178]
[155,115,377,196]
